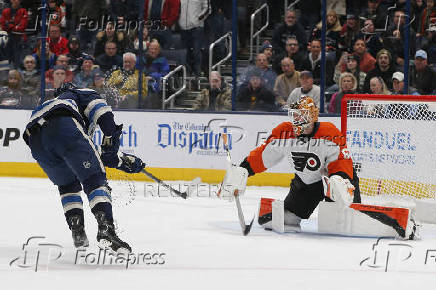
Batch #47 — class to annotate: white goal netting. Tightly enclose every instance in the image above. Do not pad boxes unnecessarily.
[342,95,436,200]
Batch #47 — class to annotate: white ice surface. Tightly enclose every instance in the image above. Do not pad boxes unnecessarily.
[1,177,436,290]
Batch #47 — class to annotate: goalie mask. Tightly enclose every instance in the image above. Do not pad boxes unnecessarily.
[288,96,319,136]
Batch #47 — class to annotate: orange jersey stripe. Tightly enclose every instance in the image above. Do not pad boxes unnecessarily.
[313,122,354,179]
[247,122,295,173]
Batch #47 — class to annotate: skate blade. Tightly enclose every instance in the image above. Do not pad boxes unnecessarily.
[74,239,89,249]
[98,239,131,254]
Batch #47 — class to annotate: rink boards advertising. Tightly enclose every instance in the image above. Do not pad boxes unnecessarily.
[0,109,339,186]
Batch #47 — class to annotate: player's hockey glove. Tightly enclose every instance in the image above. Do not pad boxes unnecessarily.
[118,153,145,173]
[100,124,123,168]
[100,125,145,173]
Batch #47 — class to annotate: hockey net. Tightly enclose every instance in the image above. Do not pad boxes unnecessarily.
[341,94,436,201]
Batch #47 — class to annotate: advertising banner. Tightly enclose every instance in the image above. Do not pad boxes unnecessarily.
[0,109,340,176]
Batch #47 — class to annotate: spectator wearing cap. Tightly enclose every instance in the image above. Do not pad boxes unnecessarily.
[236,69,277,112]
[339,13,360,53]
[90,73,118,107]
[272,37,307,74]
[384,9,416,71]
[287,71,321,108]
[45,54,73,85]
[363,49,395,93]
[96,41,123,75]
[192,71,232,111]
[241,53,277,91]
[66,36,88,70]
[0,0,28,67]
[272,9,307,55]
[310,10,341,63]
[94,21,127,58]
[300,39,335,86]
[73,55,102,88]
[260,41,273,62]
[273,57,301,107]
[47,24,69,56]
[410,50,436,95]
[335,53,366,92]
[328,72,358,114]
[392,71,419,95]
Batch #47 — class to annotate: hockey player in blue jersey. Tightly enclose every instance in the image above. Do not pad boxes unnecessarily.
[23,83,145,253]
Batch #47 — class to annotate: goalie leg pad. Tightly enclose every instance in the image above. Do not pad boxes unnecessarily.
[318,202,420,239]
[272,200,301,233]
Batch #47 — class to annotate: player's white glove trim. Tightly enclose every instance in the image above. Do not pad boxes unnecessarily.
[323,175,354,207]
[218,165,248,199]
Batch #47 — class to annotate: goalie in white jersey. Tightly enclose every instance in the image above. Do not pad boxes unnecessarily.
[221,96,419,239]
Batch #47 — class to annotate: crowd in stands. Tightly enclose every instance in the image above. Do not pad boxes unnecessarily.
[0,0,436,113]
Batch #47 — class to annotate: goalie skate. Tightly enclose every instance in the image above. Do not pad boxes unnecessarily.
[95,212,132,254]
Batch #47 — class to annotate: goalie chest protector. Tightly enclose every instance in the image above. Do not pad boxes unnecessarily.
[246,122,354,185]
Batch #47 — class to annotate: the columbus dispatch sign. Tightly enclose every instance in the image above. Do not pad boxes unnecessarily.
[157,121,233,155]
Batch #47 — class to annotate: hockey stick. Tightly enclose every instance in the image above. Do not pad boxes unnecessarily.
[221,133,254,236]
[141,169,188,199]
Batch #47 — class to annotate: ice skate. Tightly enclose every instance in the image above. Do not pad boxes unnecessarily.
[95,211,131,254]
[68,215,89,248]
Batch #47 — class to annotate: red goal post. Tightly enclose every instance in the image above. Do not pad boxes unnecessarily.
[340,94,436,205]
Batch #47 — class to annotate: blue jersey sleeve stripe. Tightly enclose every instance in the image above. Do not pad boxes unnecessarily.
[29,99,80,124]
[84,99,107,118]
[88,103,108,124]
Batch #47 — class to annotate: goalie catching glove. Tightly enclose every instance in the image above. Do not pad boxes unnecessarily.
[218,165,248,198]
[323,175,355,207]
[100,124,145,173]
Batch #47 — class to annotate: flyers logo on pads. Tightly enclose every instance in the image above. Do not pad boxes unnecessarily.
[291,152,321,172]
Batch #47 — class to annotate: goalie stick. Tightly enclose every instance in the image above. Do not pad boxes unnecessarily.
[221,133,254,236]
[141,169,188,199]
